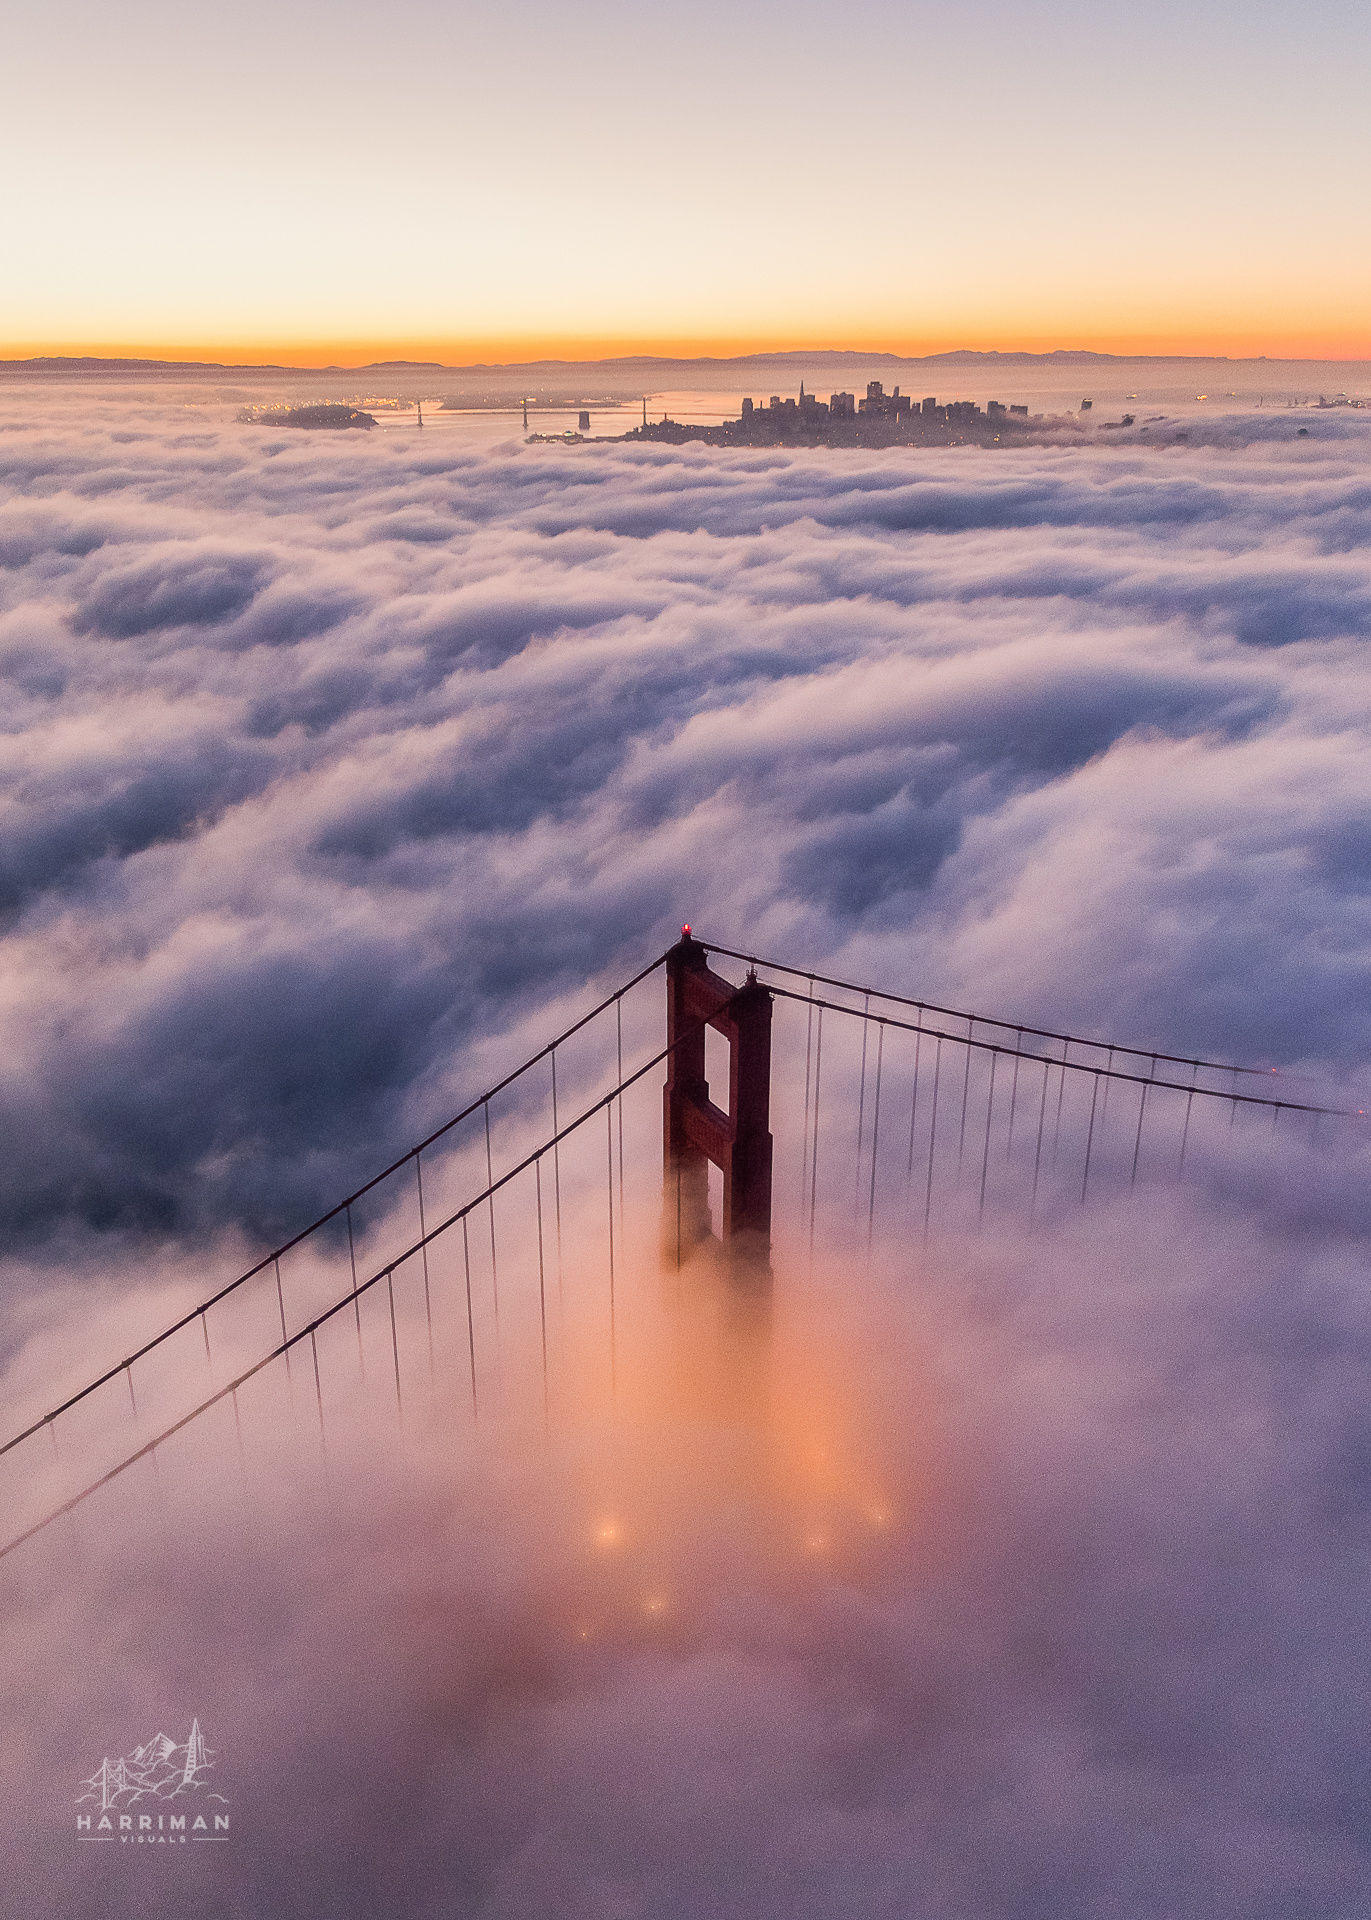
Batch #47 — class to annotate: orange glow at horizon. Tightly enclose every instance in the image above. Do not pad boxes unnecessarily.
[5,0,1367,381]
[5,325,1371,368]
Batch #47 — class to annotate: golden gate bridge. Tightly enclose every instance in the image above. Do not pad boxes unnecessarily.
[0,929,1357,1572]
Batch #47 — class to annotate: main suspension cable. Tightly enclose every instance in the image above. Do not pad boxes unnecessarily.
[0,945,674,1464]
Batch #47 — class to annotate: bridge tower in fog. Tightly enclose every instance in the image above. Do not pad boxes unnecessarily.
[663,929,773,1278]
[0,923,1347,1574]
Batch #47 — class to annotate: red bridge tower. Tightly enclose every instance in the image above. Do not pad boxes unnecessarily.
[663,930,773,1277]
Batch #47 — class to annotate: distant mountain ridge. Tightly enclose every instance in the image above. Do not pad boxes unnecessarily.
[5,348,1370,378]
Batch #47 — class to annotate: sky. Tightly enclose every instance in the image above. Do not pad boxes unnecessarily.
[4,0,1371,359]
[3,393,1371,1913]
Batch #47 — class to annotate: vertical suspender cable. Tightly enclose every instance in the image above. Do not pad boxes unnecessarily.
[1050,1043,1069,1171]
[484,1102,499,1322]
[808,1007,824,1269]
[923,1036,943,1244]
[416,1155,435,1374]
[274,1257,295,1403]
[854,993,871,1211]
[462,1215,477,1418]
[1179,1061,1198,1174]
[956,1030,973,1181]
[1006,1030,1022,1161]
[606,1105,617,1396]
[1130,1067,1151,1190]
[1030,1052,1051,1219]
[230,1385,246,1479]
[802,985,815,1215]
[1081,1072,1100,1203]
[536,1158,549,1422]
[386,1271,403,1426]
[346,1203,364,1376]
[46,1419,79,1563]
[978,1051,997,1226]
[866,1024,884,1251]
[226,1382,252,1556]
[616,1002,626,1243]
[905,1023,924,1199]
[551,1049,564,1297]
[309,1328,327,1462]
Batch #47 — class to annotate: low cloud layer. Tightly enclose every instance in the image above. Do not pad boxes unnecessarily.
[3,397,1371,1241]
[4,391,1371,1916]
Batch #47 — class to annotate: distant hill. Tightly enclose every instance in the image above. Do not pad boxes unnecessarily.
[238,403,377,430]
[5,348,1370,380]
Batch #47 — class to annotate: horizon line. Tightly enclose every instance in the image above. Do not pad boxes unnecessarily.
[5,344,1371,377]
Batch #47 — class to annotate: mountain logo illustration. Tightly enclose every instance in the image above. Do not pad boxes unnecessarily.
[76,1719,228,1810]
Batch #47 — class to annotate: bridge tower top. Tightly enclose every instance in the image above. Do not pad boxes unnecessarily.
[663,930,773,1279]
